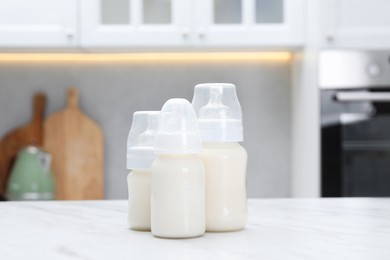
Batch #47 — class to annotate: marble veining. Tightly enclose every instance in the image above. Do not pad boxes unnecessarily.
[1,199,390,259]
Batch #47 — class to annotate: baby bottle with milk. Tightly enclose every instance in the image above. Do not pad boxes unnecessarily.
[127,111,159,231]
[151,98,205,238]
[192,83,248,232]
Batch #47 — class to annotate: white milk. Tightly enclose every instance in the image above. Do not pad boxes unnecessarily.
[151,98,205,238]
[127,170,151,230]
[200,142,247,231]
[151,154,205,238]
[192,83,248,232]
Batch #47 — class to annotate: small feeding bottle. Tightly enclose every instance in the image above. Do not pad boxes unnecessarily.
[192,83,248,232]
[151,98,205,238]
[127,111,159,231]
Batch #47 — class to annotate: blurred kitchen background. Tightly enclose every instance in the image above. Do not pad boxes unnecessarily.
[1,0,390,200]
[0,61,291,199]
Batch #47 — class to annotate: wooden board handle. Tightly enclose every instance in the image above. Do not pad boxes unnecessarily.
[67,88,79,109]
[33,92,46,121]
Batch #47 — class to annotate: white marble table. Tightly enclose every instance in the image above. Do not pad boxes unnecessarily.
[1,199,390,260]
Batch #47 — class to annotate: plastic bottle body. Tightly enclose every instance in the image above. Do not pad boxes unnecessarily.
[151,154,205,238]
[200,142,247,231]
[127,169,151,231]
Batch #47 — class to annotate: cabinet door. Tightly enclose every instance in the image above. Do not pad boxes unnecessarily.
[80,0,191,48]
[321,0,390,48]
[0,0,77,48]
[194,0,304,47]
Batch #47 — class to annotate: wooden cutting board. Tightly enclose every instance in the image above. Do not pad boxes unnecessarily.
[0,93,46,199]
[44,88,104,200]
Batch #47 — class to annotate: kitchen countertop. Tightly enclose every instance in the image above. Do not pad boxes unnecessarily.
[1,199,389,259]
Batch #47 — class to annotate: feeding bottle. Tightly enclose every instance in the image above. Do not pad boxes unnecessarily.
[192,83,248,232]
[151,98,205,238]
[127,111,159,231]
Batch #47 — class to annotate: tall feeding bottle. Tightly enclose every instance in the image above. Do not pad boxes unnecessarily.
[151,98,205,238]
[192,83,248,232]
[127,111,159,231]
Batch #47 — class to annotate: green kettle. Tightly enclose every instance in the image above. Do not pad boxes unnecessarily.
[7,146,55,201]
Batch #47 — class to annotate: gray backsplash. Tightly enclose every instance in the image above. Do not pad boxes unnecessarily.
[0,60,291,198]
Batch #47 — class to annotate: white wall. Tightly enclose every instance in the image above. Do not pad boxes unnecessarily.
[291,0,322,197]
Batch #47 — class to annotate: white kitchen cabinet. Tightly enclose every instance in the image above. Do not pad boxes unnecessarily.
[80,0,192,48]
[194,0,304,47]
[0,0,78,48]
[81,0,304,49]
[320,0,390,48]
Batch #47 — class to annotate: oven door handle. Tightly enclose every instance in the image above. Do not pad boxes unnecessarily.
[335,92,390,102]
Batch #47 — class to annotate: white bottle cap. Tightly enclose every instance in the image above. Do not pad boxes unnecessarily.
[192,83,243,142]
[154,98,201,154]
[127,111,160,170]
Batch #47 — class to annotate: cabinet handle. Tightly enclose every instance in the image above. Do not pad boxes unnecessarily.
[64,28,75,40]
[325,31,334,43]
[181,29,189,38]
[197,29,205,39]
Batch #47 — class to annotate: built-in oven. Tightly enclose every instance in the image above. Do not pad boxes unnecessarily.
[320,50,390,197]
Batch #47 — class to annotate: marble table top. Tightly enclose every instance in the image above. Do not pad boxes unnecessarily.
[1,198,390,260]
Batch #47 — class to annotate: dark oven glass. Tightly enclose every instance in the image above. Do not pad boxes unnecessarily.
[342,115,390,196]
[322,90,390,197]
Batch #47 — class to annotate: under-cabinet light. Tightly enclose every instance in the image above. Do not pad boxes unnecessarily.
[0,52,291,63]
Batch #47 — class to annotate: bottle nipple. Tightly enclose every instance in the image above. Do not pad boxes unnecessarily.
[138,115,158,146]
[199,87,232,120]
[191,83,243,142]
[127,111,160,170]
[154,98,201,154]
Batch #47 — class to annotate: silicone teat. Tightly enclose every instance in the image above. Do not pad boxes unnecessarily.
[199,87,232,120]
[137,115,159,146]
[154,98,201,154]
[127,111,160,170]
[191,83,243,142]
